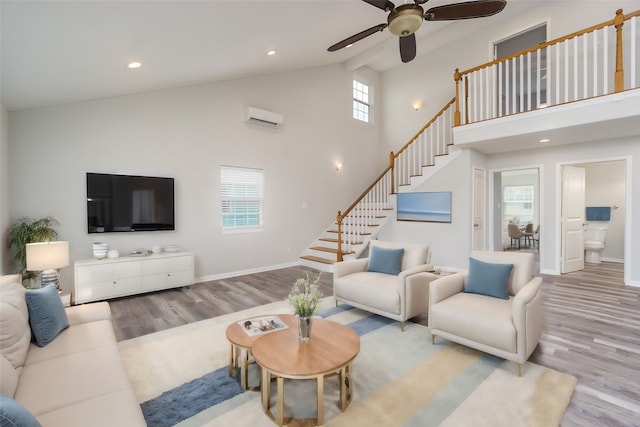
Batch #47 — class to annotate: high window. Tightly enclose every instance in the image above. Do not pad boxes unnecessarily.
[220,166,264,232]
[353,80,370,122]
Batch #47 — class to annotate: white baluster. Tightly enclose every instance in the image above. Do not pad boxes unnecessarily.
[505,59,511,115]
[603,27,609,94]
[526,52,531,111]
[498,61,503,116]
[512,58,517,114]
[583,32,588,98]
[519,55,524,112]
[593,29,599,96]
[630,16,637,89]
[571,37,580,101]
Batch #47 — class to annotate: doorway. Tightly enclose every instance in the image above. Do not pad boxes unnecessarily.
[492,168,541,252]
[559,159,627,276]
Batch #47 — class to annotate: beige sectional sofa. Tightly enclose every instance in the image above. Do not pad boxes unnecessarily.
[0,274,146,426]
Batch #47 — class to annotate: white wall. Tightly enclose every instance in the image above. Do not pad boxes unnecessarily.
[579,160,626,262]
[0,103,9,274]
[378,149,475,268]
[7,64,383,292]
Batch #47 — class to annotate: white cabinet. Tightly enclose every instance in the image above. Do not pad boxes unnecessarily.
[74,252,194,304]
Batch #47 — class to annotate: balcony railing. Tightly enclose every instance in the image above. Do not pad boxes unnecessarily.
[454,9,640,126]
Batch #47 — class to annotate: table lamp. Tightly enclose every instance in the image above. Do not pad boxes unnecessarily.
[26,241,70,290]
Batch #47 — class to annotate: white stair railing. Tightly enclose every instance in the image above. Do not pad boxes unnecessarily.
[336,98,456,261]
[455,9,639,126]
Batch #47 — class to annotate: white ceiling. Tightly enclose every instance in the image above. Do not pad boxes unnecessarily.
[0,0,530,111]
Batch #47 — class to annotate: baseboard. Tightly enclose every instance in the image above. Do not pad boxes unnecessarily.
[194,261,300,284]
[600,257,624,263]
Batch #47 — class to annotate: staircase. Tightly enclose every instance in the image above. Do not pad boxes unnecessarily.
[300,99,457,272]
[300,8,639,272]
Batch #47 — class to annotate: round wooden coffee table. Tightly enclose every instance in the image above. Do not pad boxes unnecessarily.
[225,314,297,390]
[251,314,360,426]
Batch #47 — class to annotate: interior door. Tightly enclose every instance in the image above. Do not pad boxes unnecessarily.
[473,168,485,250]
[561,165,585,273]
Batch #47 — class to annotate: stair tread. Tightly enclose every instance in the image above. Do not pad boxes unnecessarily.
[327,230,372,236]
[310,246,354,255]
[300,255,335,265]
[335,223,380,227]
[319,238,363,245]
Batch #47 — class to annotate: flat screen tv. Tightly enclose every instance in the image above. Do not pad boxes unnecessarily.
[397,191,452,223]
[86,172,175,233]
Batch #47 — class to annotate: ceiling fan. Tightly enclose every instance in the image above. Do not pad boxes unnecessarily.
[328,0,507,63]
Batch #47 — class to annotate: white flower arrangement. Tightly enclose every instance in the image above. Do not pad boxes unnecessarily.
[288,272,323,317]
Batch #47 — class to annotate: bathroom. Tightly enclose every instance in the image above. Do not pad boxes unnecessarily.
[578,160,626,264]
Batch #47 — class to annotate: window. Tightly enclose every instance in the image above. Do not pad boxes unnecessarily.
[353,80,370,122]
[503,185,534,224]
[494,24,547,114]
[220,166,264,232]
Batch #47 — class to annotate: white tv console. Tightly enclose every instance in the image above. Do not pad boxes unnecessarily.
[73,252,194,304]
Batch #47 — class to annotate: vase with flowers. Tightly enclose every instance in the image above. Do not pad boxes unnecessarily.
[288,272,323,341]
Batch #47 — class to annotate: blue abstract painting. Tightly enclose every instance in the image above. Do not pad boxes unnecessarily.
[397,191,452,223]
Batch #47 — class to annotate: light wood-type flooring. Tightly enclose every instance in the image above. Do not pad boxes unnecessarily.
[108,260,639,426]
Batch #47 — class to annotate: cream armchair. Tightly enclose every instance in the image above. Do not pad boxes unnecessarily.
[333,240,434,330]
[429,251,543,375]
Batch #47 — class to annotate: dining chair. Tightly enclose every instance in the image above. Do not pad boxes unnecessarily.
[507,223,525,249]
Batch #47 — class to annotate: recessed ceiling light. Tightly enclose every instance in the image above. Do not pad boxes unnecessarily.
[267,50,276,56]
[127,61,142,69]
[539,138,550,143]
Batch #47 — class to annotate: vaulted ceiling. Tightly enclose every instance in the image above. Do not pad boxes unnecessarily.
[1,0,532,111]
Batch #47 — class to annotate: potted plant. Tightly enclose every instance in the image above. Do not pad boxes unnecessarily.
[288,272,323,341]
[7,217,59,286]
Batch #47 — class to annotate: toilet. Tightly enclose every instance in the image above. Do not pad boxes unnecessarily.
[584,226,607,263]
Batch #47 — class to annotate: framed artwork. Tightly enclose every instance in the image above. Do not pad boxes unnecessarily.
[397,191,452,223]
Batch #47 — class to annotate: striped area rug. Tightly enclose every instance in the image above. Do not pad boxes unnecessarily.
[118,297,576,427]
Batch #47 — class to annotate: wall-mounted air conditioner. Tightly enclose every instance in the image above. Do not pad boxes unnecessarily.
[245,106,284,128]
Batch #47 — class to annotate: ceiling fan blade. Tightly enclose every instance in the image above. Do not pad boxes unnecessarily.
[425,0,506,21]
[327,23,388,52]
[362,0,396,12]
[399,33,417,63]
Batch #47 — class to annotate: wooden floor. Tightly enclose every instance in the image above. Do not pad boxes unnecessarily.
[109,260,639,426]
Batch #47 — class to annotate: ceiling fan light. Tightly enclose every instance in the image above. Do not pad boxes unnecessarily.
[388,7,424,37]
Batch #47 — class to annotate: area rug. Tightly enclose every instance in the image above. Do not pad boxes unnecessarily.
[118,297,576,427]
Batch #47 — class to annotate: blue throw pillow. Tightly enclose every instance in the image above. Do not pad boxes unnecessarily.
[0,393,42,427]
[464,257,513,300]
[25,284,69,347]
[366,246,404,275]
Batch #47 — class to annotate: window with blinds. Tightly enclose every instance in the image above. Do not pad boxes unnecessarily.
[220,166,264,232]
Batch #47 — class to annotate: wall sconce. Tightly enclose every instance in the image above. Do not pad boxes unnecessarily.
[412,101,422,111]
[26,241,69,290]
[335,162,343,171]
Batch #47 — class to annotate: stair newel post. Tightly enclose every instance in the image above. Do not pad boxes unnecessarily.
[454,68,461,126]
[614,9,625,93]
[338,210,344,262]
[389,151,396,194]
